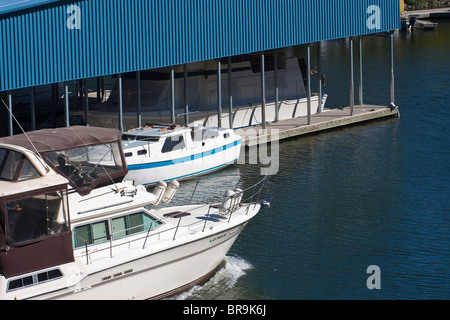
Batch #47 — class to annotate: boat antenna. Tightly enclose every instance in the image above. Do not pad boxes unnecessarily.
[0,98,51,172]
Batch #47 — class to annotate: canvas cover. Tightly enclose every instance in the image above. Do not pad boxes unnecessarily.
[0,126,122,153]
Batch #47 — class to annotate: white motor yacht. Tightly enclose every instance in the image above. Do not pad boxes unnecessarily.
[0,126,266,300]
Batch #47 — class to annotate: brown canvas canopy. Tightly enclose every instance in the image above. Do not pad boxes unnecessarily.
[0,126,122,153]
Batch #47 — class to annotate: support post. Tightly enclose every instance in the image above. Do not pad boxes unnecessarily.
[261,52,266,129]
[64,83,70,127]
[97,77,101,103]
[228,56,233,129]
[390,32,395,104]
[137,71,142,127]
[84,79,89,126]
[217,59,222,128]
[100,76,105,100]
[349,37,355,116]
[118,74,123,132]
[170,66,175,124]
[7,91,13,136]
[317,42,323,114]
[51,83,57,127]
[274,49,279,122]
[30,87,36,131]
[306,45,312,125]
[358,36,364,106]
[183,64,189,126]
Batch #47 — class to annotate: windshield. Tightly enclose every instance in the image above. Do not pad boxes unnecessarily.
[0,148,41,182]
[44,142,126,194]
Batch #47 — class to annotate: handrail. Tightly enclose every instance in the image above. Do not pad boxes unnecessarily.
[73,174,268,265]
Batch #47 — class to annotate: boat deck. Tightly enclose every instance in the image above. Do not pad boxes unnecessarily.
[153,202,254,231]
[239,105,399,147]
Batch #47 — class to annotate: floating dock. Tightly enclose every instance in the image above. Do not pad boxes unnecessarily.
[402,7,450,19]
[240,105,399,147]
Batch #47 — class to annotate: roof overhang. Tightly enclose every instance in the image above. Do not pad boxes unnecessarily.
[0,0,61,16]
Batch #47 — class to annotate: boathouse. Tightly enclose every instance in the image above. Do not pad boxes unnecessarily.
[0,0,401,137]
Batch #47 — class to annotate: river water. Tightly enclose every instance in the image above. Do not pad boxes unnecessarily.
[174,19,450,300]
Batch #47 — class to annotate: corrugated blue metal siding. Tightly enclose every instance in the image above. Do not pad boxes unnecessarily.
[0,0,400,91]
[0,0,60,16]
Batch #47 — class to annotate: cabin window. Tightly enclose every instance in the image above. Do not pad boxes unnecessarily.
[0,149,40,181]
[73,221,110,249]
[137,149,147,156]
[73,211,162,247]
[7,268,63,292]
[161,135,185,153]
[18,158,41,181]
[224,133,230,139]
[0,149,20,180]
[6,189,69,245]
[111,211,161,240]
[125,152,133,157]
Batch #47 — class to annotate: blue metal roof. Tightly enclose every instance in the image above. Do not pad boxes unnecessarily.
[0,0,401,92]
[0,0,60,16]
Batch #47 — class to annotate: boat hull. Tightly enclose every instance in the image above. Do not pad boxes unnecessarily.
[125,140,241,186]
[33,223,248,300]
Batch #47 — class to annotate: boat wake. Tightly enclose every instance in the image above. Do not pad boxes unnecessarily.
[170,255,253,300]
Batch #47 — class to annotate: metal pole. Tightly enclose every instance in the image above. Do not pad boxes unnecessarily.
[183,64,189,126]
[261,52,266,129]
[228,56,233,129]
[118,74,123,132]
[170,66,175,124]
[317,42,323,114]
[274,49,279,122]
[84,79,89,126]
[306,45,312,125]
[96,77,101,103]
[64,83,70,127]
[7,91,13,136]
[51,83,57,127]
[390,32,395,104]
[358,36,364,105]
[217,59,222,128]
[349,37,355,116]
[137,71,142,127]
[30,87,36,131]
[100,76,105,100]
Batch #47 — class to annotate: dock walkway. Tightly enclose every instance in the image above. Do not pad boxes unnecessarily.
[402,7,450,19]
[239,105,399,147]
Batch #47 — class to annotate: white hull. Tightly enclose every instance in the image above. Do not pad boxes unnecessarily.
[2,200,261,300]
[23,204,260,300]
[125,140,241,186]
[35,222,248,300]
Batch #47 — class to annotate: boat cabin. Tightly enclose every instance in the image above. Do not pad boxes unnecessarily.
[0,126,128,196]
[0,144,73,278]
[122,125,233,159]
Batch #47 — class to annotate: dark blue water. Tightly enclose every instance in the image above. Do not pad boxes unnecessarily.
[176,21,450,300]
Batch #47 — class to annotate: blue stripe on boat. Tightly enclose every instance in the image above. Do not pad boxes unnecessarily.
[127,140,241,171]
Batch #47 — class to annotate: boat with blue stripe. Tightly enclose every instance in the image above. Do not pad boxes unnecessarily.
[122,124,241,186]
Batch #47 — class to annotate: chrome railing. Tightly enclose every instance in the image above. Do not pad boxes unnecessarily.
[73,175,269,265]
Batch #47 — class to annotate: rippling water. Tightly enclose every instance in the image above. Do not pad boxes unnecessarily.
[176,20,450,300]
